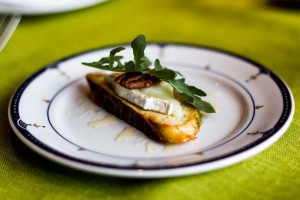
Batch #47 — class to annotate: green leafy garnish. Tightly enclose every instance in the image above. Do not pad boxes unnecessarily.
[82,35,215,113]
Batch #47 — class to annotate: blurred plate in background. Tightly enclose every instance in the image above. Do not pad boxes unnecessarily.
[0,0,108,15]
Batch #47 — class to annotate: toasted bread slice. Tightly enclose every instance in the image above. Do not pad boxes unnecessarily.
[86,72,201,144]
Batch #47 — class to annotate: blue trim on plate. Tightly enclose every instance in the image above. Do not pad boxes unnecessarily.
[9,43,293,170]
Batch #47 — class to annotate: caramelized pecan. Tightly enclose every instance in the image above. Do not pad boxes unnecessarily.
[114,72,160,89]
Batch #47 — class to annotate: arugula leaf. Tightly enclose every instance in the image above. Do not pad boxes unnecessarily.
[131,35,146,69]
[82,34,215,113]
[140,56,151,69]
[109,47,125,68]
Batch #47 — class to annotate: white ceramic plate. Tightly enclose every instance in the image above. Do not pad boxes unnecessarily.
[0,0,107,15]
[8,44,294,178]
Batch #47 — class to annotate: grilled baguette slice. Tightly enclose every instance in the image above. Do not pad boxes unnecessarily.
[86,72,201,144]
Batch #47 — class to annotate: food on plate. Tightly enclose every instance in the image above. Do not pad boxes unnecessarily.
[83,35,215,144]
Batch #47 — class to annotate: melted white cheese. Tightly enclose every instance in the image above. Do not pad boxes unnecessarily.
[106,75,183,117]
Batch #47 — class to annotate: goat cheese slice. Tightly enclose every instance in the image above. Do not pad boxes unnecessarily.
[106,75,183,117]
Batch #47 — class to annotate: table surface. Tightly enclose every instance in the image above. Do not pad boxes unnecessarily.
[0,0,299,199]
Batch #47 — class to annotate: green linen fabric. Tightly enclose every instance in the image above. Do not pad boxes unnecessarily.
[0,0,299,199]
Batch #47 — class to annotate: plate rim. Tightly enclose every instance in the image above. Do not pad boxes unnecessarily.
[8,43,295,177]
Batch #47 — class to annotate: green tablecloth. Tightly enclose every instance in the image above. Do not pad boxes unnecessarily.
[0,0,299,199]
